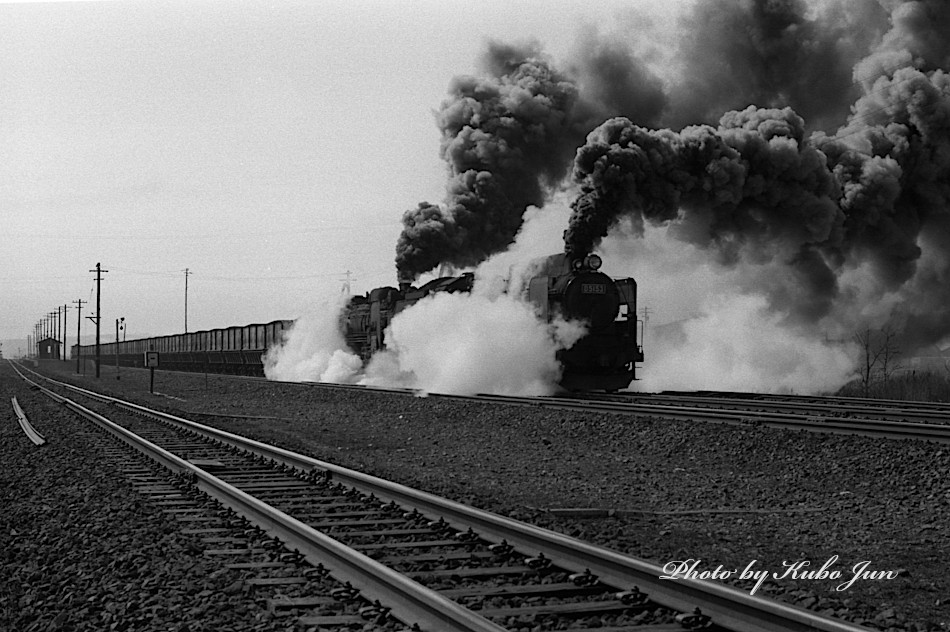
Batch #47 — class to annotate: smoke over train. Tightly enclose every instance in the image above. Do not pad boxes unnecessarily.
[69,2,950,396]
[388,0,950,392]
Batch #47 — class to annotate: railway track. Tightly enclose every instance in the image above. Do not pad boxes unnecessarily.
[12,395,47,445]
[490,392,950,444]
[586,390,950,424]
[13,362,874,632]
[53,360,950,437]
[34,359,950,444]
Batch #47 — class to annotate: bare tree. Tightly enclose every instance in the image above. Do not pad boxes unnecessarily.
[854,327,884,398]
[853,325,904,397]
[878,324,903,387]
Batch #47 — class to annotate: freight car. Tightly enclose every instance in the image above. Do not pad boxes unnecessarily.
[72,319,292,376]
[343,252,644,391]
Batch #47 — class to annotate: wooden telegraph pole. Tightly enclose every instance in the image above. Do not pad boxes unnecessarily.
[61,304,70,362]
[89,263,107,378]
[183,267,191,332]
[73,298,86,374]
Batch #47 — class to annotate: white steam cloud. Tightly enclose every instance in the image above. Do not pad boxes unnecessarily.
[262,292,359,383]
[268,199,860,396]
[263,212,587,397]
[641,295,856,393]
[364,291,586,396]
[598,222,858,394]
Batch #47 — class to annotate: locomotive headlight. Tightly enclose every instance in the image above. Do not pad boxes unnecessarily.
[585,254,603,270]
[572,258,584,270]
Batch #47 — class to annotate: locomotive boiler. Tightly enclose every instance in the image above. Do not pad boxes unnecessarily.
[342,253,644,391]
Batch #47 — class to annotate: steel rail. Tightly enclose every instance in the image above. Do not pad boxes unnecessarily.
[211,363,950,440]
[605,392,950,425]
[658,389,950,412]
[24,368,873,632]
[445,392,950,444]
[12,369,506,632]
[16,359,950,441]
[27,357,950,420]
[295,368,950,428]
[11,396,46,446]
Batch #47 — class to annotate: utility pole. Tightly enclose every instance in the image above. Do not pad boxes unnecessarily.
[57,308,62,358]
[183,268,191,332]
[342,270,353,294]
[48,311,56,358]
[89,263,107,378]
[61,304,68,362]
[73,298,86,374]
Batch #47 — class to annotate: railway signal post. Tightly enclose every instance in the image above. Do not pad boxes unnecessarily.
[145,349,159,394]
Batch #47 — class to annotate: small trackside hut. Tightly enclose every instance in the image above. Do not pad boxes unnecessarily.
[38,337,62,360]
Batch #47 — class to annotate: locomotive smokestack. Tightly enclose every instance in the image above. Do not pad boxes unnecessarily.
[396,267,415,292]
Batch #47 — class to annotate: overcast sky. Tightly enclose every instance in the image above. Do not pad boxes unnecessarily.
[1,0,688,354]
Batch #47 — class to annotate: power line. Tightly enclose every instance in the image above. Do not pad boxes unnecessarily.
[104,266,182,278]
[6,222,400,242]
[98,264,368,282]
[198,272,357,281]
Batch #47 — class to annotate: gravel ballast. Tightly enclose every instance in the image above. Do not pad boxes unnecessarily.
[0,364,310,632]
[11,360,950,631]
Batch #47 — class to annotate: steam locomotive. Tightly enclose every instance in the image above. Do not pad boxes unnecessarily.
[343,253,644,391]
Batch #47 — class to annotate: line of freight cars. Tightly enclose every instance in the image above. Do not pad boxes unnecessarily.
[71,320,292,376]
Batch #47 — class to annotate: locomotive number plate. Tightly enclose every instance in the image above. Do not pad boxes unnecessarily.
[581,283,606,294]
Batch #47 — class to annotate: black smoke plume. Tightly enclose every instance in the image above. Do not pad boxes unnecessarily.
[665,0,890,131]
[565,0,950,352]
[395,37,667,280]
[566,106,844,322]
[394,44,582,279]
[394,1,889,281]
[395,0,950,356]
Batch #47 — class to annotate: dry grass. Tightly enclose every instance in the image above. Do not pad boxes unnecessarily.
[837,369,950,402]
